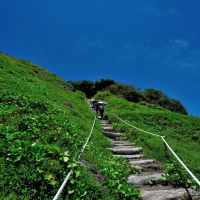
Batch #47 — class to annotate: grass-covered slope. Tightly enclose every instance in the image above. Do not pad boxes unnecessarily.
[94,92,200,189]
[0,52,141,200]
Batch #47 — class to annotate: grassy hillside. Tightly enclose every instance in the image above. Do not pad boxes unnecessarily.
[0,52,141,199]
[1,52,199,199]
[94,92,200,189]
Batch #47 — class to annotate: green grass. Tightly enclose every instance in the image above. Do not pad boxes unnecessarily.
[98,93,200,188]
[95,93,200,189]
[0,52,141,199]
[3,50,199,199]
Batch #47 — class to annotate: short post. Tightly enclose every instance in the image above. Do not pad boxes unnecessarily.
[162,136,169,159]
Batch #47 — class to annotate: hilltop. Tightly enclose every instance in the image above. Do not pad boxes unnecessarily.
[68,79,187,115]
[0,52,200,199]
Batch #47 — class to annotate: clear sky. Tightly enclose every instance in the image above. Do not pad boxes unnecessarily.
[1,0,200,117]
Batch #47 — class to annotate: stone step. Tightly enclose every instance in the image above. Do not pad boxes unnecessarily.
[130,164,161,172]
[103,131,123,138]
[101,121,109,124]
[129,159,154,166]
[128,172,162,185]
[113,145,134,148]
[101,124,110,126]
[108,147,142,155]
[101,120,109,124]
[113,154,143,159]
[111,140,134,146]
[140,163,161,172]
[130,165,144,170]
[141,186,200,200]
[103,127,114,131]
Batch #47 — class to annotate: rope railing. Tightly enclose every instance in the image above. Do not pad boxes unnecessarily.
[109,113,200,187]
[53,115,97,200]
[114,114,164,138]
[161,136,200,186]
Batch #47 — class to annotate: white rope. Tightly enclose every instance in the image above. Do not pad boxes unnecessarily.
[114,114,164,138]
[111,113,200,187]
[161,136,200,186]
[78,115,96,160]
[52,169,73,200]
[53,115,97,200]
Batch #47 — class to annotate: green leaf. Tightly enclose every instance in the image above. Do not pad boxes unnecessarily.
[49,180,57,185]
[68,189,74,194]
[64,151,69,156]
[80,190,87,197]
[70,178,76,184]
[37,167,44,173]
[77,180,84,187]
[13,155,22,163]
[67,163,77,168]
[44,174,55,180]
[75,170,80,178]
[63,156,69,162]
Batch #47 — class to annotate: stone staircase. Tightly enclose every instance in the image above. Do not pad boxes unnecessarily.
[101,120,200,200]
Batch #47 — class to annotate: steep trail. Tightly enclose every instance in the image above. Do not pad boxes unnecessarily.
[101,119,200,200]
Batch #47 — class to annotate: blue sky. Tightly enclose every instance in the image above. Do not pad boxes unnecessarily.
[1,0,200,117]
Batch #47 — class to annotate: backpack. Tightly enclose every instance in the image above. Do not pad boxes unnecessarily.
[99,105,104,110]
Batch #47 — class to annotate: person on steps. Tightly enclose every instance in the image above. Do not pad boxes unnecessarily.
[95,102,99,115]
[92,99,98,109]
[99,103,104,120]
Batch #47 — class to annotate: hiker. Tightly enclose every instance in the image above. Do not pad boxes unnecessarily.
[95,102,99,115]
[99,103,104,119]
[92,99,98,109]
[90,99,94,108]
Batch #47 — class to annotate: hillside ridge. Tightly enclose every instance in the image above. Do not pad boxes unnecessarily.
[1,52,200,199]
[69,79,188,115]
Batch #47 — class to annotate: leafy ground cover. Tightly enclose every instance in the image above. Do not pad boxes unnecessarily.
[94,92,200,190]
[0,52,141,199]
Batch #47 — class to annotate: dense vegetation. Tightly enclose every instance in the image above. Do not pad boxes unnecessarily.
[94,91,200,189]
[1,52,199,200]
[69,79,187,115]
[0,52,140,199]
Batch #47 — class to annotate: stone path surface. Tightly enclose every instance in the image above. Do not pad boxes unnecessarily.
[100,119,200,200]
